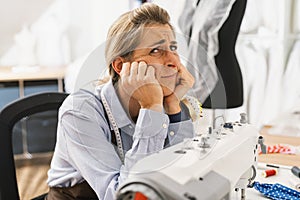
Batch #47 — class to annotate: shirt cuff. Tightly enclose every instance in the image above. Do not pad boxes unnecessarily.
[135,109,169,138]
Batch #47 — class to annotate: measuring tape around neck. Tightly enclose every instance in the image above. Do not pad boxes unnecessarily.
[100,93,125,163]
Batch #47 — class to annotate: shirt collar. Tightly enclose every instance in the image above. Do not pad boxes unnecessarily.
[96,79,133,130]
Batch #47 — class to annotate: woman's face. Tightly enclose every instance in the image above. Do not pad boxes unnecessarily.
[130,24,180,97]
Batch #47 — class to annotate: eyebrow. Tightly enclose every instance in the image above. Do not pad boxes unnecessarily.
[149,39,177,47]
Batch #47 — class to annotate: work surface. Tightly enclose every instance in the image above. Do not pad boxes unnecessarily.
[258,125,300,166]
[243,126,300,199]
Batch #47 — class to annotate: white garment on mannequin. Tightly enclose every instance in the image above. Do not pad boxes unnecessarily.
[235,40,268,127]
[282,41,300,111]
[294,0,300,33]
[177,0,237,103]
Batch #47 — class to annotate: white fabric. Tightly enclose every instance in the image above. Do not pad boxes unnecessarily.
[260,0,279,33]
[240,0,279,34]
[293,0,300,33]
[177,0,237,103]
[281,41,300,111]
[235,40,268,127]
[261,42,284,124]
[240,0,261,33]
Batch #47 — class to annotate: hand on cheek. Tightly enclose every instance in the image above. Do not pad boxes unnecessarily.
[119,61,164,112]
[163,64,195,114]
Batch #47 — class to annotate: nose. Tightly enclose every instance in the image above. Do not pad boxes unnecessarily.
[163,50,178,68]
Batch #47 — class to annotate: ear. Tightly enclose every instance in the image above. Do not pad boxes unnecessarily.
[111,57,125,75]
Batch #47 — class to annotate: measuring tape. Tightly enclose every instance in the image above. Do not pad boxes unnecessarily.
[100,92,125,163]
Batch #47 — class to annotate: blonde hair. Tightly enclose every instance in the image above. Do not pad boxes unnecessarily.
[103,3,173,84]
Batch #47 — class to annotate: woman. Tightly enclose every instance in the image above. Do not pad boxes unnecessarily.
[46,3,195,200]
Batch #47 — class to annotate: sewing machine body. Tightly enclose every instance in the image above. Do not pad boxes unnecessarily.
[117,121,259,200]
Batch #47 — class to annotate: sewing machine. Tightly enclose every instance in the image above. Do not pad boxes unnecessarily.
[116,115,259,200]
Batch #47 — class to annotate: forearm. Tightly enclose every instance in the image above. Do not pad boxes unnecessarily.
[119,109,169,183]
[163,102,181,114]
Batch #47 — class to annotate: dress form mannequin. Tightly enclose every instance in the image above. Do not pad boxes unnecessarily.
[202,0,247,109]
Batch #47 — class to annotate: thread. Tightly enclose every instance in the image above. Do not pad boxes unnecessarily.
[262,169,277,177]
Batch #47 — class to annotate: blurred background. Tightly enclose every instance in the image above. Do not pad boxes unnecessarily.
[1,0,300,199]
[1,0,300,145]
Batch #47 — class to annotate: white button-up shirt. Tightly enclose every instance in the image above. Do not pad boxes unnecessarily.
[47,80,194,199]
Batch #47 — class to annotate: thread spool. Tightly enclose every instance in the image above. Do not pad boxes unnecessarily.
[262,169,277,178]
[291,166,300,178]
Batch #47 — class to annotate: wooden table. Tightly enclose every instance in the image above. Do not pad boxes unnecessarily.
[258,125,300,167]
[0,66,66,96]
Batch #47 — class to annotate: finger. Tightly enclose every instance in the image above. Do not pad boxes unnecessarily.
[130,62,138,77]
[180,65,195,85]
[176,73,181,85]
[174,85,186,100]
[178,63,186,74]
[120,62,130,77]
[177,64,191,82]
[137,61,147,79]
[145,65,155,79]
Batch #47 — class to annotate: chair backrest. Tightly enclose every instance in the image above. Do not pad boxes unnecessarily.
[0,92,68,200]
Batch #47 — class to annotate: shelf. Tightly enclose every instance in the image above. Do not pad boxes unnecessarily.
[0,66,66,82]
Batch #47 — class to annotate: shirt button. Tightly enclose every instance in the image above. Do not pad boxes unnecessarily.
[169,131,175,136]
[129,125,133,129]
[162,123,167,128]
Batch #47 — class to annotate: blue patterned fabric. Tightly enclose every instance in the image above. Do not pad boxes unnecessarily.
[253,181,300,200]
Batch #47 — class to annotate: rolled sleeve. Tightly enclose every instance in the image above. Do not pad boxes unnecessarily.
[135,109,169,139]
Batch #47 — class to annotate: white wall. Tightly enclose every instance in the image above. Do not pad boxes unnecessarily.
[66,0,128,60]
[0,0,129,65]
[0,0,53,56]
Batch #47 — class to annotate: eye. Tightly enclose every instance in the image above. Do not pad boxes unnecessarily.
[150,47,163,56]
[170,45,177,51]
[150,48,159,53]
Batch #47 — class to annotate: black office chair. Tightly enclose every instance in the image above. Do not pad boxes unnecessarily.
[0,92,69,200]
